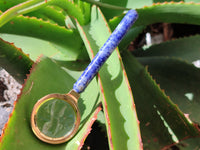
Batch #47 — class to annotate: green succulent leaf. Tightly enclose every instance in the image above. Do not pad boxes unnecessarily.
[0,14,86,60]
[0,0,27,12]
[0,56,101,150]
[76,6,142,150]
[99,0,183,19]
[0,34,65,61]
[0,37,33,82]
[52,0,90,25]
[174,137,200,150]
[82,0,128,12]
[110,2,200,28]
[138,57,200,126]
[185,0,200,2]
[0,0,91,27]
[0,0,48,27]
[75,0,91,24]
[27,6,67,26]
[108,2,200,53]
[133,36,200,126]
[122,52,200,149]
[133,35,200,63]
[0,33,89,64]
[99,0,150,19]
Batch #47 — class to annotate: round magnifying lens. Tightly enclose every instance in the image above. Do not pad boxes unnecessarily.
[31,94,80,144]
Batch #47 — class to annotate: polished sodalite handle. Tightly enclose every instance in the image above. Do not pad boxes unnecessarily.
[73,9,138,94]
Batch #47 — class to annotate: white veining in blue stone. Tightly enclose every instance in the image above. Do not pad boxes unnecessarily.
[73,10,138,93]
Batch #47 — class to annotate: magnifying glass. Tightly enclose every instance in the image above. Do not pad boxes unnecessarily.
[31,9,138,144]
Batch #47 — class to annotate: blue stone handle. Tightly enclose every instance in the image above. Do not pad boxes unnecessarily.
[73,9,138,94]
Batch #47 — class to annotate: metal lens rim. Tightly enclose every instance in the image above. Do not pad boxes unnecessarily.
[31,93,80,144]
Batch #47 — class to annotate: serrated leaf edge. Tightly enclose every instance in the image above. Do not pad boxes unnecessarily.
[0,55,38,144]
[144,65,200,137]
[78,105,102,150]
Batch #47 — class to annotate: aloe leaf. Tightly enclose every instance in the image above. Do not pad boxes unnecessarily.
[0,34,64,61]
[122,52,200,149]
[108,2,200,53]
[0,14,85,60]
[174,137,200,150]
[0,56,101,149]
[109,2,200,30]
[0,0,49,27]
[0,33,89,70]
[83,0,129,11]
[51,0,90,25]
[76,6,142,150]
[55,59,88,71]
[185,0,200,2]
[27,6,66,26]
[138,57,200,125]
[98,0,149,19]
[0,33,89,63]
[74,0,91,24]
[99,0,183,19]
[0,0,90,29]
[0,37,33,82]
[153,0,183,2]
[160,136,200,149]
[0,0,64,27]
[133,35,200,63]
[0,0,27,12]
[136,2,200,26]
[109,2,200,53]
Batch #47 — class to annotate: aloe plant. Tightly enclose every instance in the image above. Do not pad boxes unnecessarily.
[0,0,200,150]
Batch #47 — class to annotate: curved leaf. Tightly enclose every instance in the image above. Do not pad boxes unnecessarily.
[138,2,200,26]
[99,0,151,19]
[174,137,200,150]
[0,0,48,27]
[0,0,90,27]
[99,0,183,19]
[52,0,90,25]
[185,0,200,2]
[0,33,89,63]
[108,2,200,54]
[0,37,32,82]
[122,52,200,149]
[27,6,66,26]
[0,0,27,12]
[0,14,85,60]
[138,57,200,125]
[109,2,200,34]
[133,35,200,63]
[0,57,101,149]
[76,6,142,150]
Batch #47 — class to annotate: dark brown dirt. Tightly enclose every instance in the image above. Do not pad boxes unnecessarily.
[82,122,109,150]
[0,80,7,102]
